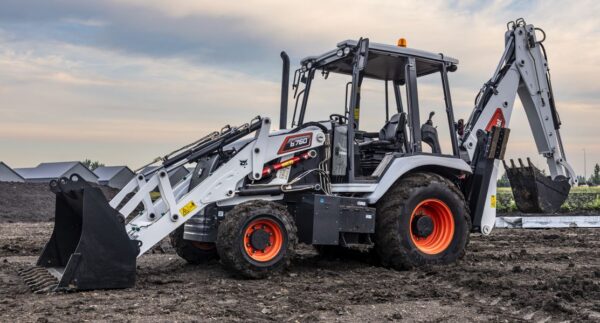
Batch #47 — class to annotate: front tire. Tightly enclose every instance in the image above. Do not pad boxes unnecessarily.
[216,200,297,278]
[375,172,470,269]
[170,225,218,264]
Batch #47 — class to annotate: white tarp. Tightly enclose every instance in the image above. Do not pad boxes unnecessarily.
[496,215,600,228]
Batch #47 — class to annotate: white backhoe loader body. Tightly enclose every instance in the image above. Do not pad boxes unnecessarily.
[22,19,576,292]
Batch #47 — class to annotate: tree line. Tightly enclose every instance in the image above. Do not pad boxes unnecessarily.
[81,159,105,171]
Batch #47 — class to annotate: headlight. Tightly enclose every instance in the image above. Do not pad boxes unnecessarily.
[343,47,351,55]
[336,49,343,57]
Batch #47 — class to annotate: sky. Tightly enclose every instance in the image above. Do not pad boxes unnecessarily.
[0,0,599,178]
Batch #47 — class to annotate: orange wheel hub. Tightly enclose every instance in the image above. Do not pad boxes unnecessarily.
[243,218,284,262]
[409,199,455,255]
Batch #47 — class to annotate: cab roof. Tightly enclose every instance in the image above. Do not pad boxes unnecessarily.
[301,39,458,82]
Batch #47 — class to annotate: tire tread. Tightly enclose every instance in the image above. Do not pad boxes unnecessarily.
[375,172,471,270]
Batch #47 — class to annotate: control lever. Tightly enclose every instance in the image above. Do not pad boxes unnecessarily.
[426,111,435,125]
[421,111,441,153]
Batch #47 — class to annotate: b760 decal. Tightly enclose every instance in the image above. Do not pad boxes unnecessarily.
[278,133,312,154]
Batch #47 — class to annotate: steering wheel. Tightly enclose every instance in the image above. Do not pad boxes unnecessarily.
[329,113,348,125]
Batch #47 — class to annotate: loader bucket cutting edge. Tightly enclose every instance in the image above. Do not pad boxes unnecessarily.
[503,158,570,214]
[19,174,140,292]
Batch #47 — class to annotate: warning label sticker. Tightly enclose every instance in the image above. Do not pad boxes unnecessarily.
[490,195,497,208]
[277,166,291,181]
[180,201,197,217]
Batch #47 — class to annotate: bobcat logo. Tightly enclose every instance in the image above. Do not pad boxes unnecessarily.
[239,159,248,166]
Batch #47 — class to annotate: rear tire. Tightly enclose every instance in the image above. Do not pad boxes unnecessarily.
[375,172,470,270]
[216,200,297,278]
[170,225,218,264]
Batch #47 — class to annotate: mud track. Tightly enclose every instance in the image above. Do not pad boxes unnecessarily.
[0,222,598,322]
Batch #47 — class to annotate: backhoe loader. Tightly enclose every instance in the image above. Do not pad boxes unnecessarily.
[20,19,577,292]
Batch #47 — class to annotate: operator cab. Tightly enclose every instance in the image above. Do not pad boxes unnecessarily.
[289,39,460,182]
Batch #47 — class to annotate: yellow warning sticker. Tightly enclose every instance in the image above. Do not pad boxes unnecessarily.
[490,195,497,208]
[180,201,197,217]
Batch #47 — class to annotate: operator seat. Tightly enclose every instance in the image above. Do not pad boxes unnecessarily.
[379,112,408,149]
[358,112,408,176]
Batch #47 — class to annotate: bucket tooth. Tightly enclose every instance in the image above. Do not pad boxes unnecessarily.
[22,174,140,292]
[24,273,47,283]
[504,158,570,213]
[30,278,57,289]
[17,267,37,275]
[18,266,58,293]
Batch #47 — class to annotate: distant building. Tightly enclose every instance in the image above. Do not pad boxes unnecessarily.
[140,165,190,185]
[15,161,98,183]
[94,166,135,189]
[0,162,25,182]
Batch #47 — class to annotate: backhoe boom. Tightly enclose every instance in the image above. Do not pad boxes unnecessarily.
[462,19,576,232]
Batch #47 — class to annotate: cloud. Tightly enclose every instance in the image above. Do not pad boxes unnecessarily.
[60,18,109,27]
[0,38,284,165]
[0,0,598,175]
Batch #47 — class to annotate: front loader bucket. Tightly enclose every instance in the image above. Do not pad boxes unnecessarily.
[19,174,139,292]
[503,158,570,214]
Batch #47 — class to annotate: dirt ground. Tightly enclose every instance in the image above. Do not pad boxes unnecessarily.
[0,222,598,322]
[0,183,598,322]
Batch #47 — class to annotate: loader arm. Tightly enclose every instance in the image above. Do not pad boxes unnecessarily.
[29,115,326,291]
[111,117,326,256]
[461,19,576,234]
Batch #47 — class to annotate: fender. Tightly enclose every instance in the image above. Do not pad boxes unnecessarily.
[366,155,472,204]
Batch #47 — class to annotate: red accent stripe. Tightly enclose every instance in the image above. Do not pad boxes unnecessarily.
[262,151,312,177]
[485,108,506,131]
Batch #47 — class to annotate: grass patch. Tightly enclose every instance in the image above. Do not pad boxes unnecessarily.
[497,186,600,213]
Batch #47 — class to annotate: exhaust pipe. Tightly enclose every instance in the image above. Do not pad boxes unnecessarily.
[280,51,290,130]
[19,174,139,292]
[503,158,570,213]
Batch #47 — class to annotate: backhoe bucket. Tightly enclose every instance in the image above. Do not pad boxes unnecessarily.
[19,174,139,292]
[503,158,570,213]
